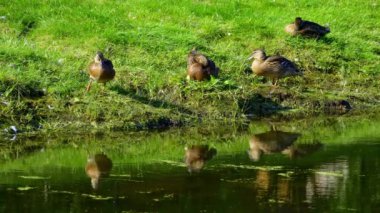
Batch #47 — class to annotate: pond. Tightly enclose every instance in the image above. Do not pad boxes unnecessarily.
[1,115,380,212]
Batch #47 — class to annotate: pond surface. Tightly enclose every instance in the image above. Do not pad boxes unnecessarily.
[1,115,380,212]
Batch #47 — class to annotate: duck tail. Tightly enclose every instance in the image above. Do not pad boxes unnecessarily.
[289,66,303,76]
[324,24,330,33]
[206,148,217,160]
[296,69,304,76]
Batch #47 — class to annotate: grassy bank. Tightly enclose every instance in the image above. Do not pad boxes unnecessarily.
[0,0,379,132]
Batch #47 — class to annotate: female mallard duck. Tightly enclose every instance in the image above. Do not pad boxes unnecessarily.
[85,153,113,189]
[248,129,301,161]
[285,17,330,39]
[248,49,301,86]
[187,49,219,81]
[86,51,115,92]
[184,145,217,173]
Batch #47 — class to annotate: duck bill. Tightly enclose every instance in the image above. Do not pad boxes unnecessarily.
[247,55,254,61]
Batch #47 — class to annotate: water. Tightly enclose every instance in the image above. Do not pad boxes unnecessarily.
[1,116,380,212]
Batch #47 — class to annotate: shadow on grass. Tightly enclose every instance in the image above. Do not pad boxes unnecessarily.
[110,84,194,115]
[318,36,337,44]
[238,93,290,118]
[18,20,36,38]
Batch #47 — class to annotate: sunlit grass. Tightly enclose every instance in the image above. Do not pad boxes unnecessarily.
[0,0,379,130]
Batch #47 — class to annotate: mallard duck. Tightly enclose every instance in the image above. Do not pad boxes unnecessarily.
[86,51,115,92]
[248,49,301,86]
[285,17,330,39]
[324,100,352,112]
[85,153,113,189]
[248,129,301,161]
[184,145,217,173]
[187,49,219,81]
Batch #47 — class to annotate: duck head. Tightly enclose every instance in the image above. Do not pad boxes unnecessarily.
[295,17,303,28]
[188,48,208,66]
[94,51,105,63]
[187,48,197,63]
[189,47,197,55]
[247,49,267,61]
[184,145,217,173]
[247,145,263,161]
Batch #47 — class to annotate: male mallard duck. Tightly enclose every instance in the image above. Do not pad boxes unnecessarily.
[187,49,219,81]
[184,145,217,173]
[85,153,113,189]
[86,51,115,92]
[248,49,301,86]
[285,17,330,39]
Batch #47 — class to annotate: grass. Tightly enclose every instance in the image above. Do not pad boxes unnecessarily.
[0,0,379,131]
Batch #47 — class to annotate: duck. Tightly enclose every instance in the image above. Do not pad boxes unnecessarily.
[86,51,115,92]
[285,17,330,39]
[184,145,217,173]
[324,100,352,113]
[248,49,302,86]
[187,49,219,81]
[248,129,301,161]
[281,141,323,159]
[85,153,113,189]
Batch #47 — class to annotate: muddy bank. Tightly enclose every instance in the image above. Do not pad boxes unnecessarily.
[1,82,379,135]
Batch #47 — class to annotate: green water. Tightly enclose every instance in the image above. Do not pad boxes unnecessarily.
[1,115,380,212]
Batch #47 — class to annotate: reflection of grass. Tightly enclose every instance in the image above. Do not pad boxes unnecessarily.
[314,171,344,177]
[0,0,379,131]
[17,186,37,191]
[19,176,50,180]
[215,164,284,171]
[0,115,380,173]
[81,194,113,201]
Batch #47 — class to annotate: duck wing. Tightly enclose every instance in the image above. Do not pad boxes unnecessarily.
[300,20,330,34]
[266,56,297,69]
[206,58,219,77]
[101,59,114,70]
[266,56,301,76]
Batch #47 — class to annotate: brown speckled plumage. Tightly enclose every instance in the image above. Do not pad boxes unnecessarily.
[86,51,115,92]
[248,49,301,86]
[285,17,330,39]
[85,153,112,189]
[248,130,301,161]
[187,49,219,81]
[184,145,217,173]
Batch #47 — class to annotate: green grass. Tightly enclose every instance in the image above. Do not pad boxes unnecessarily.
[0,0,379,131]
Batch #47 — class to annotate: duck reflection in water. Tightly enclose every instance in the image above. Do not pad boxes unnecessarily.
[185,145,217,173]
[248,128,301,161]
[248,127,324,161]
[282,142,323,158]
[85,153,113,190]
